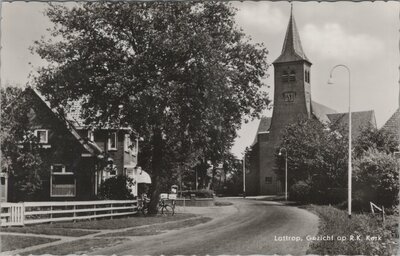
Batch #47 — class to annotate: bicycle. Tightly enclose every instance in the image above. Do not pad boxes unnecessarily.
[158,197,175,216]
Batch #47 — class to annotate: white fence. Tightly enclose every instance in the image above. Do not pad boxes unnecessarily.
[0,200,137,227]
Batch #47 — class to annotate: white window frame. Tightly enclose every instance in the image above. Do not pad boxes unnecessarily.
[88,130,94,142]
[124,134,131,152]
[50,164,76,197]
[34,129,49,144]
[108,132,117,151]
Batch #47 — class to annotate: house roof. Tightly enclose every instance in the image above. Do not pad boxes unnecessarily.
[65,98,132,131]
[29,88,103,156]
[327,110,377,139]
[273,6,311,65]
[66,99,87,128]
[381,108,400,142]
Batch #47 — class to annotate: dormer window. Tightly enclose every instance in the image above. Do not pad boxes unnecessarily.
[289,70,296,82]
[35,129,48,144]
[108,132,117,151]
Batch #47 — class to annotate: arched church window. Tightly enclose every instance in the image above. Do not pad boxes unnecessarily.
[305,70,310,83]
[281,71,289,82]
[289,70,296,82]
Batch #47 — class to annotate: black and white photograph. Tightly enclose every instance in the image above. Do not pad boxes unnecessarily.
[0,0,399,255]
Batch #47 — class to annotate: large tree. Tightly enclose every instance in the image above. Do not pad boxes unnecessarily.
[353,126,399,158]
[33,2,270,211]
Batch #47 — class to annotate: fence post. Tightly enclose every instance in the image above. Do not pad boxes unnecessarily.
[73,204,76,222]
[110,203,113,219]
[50,205,53,224]
[382,206,385,223]
[22,202,25,226]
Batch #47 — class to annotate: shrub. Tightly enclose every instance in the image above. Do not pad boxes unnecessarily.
[97,175,134,200]
[354,149,399,209]
[181,189,214,198]
[307,205,398,255]
[289,181,311,202]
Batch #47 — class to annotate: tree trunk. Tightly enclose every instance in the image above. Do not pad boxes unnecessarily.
[148,127,163,214]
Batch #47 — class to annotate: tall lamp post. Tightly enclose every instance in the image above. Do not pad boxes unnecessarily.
[278,148,288,201]
[242,156,246,198]
[328,64,352,218]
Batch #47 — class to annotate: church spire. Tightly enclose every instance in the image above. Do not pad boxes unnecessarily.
[273,5,311,64]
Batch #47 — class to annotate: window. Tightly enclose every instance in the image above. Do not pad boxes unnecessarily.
[265,177,272,184]
[108,132,117,150]
[88,130,94,141]
[281,71,289,82]
[305,70,310,83]
[289,70,296,82]
[35,129,48,144]
[283,92,296,102]
[124,134,131,152]
[50,164,76,197]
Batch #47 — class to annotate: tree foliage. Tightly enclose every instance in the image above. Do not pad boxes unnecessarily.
[1,86,47,201]
[353,149,399,209]
[33,2,270,211]
[276,118,348,203]
[353,126,399,158]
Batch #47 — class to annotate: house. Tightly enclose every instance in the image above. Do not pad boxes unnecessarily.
[4,87,150,201]
[245,7,377,196]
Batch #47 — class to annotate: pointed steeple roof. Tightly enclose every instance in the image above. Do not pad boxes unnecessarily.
[273,5,311,64]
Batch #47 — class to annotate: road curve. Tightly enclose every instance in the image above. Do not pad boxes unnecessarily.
[91,198,319,255]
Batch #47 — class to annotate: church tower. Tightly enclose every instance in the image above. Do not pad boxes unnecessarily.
[258,6,312,194]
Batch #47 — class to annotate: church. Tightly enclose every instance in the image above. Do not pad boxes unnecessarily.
[245,8,381,196]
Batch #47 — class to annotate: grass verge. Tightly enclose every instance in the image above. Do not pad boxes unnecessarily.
[22,237,128,255]
[306,205,398,255]
[0,235,59,252]
[214,201,233,206]
[98,216,212,237]
[46,213,196,230]
[1,226,98,237]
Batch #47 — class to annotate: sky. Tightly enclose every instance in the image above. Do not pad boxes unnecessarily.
[1,1,399,158]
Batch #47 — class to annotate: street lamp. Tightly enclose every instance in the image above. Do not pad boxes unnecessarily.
[242,156,246,198]
[278,148,288,201]
[328,64,352,218]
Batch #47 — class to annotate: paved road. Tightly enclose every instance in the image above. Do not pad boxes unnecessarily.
[91,198,319,255]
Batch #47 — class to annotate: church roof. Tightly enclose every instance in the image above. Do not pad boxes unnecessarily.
[257,117,272,134]
[273,6,311,65]
[381,108,400,143]
[311,101,337,123]
[252,101,334,145]
[327,110,377,139]
[252,108,377,147]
